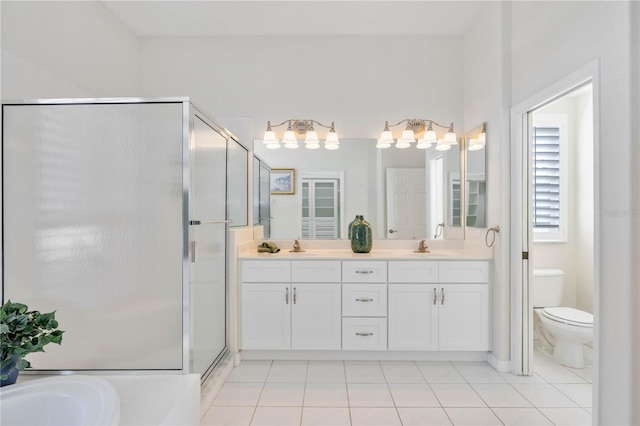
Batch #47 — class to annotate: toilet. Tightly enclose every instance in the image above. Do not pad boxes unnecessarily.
[532,269,593,368]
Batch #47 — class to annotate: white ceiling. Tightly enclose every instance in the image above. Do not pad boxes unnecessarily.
[101,1,484,37]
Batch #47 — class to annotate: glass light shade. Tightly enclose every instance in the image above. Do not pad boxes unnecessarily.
[305,142,320,149]
[265,142,281,149]
[435,139,452,151]
[376,139,392,149]
[378,130,395,146]
[444,130,458,145]
[395,141,411,149]
[304,130,319,143]
[282,130,299,149]
[468,137,485,151]
[262,130,278,144]
[478,131,486,143]
[398,129,415,143]
[421,129,438,143]
[324,141,340,150]
[416,140,432,149]
[325,131,340,144]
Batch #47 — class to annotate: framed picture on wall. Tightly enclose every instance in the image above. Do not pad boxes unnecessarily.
[270,168,295,195]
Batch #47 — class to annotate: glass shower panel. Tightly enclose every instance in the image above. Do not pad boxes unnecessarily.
[189,115,227,376]
[2,103,184,370]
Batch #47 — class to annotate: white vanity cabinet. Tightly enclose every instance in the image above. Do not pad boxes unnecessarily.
[388,261,489,351]
[241,260,341,350]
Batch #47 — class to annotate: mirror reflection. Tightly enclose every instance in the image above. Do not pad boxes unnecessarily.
[253,138,463,240]
[465,123,487,228]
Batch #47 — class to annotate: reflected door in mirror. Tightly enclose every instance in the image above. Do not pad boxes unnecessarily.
[386,168,426,239]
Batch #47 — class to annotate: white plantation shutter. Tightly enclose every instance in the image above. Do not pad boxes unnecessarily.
[302,179,339,239]
[532,126,561,230]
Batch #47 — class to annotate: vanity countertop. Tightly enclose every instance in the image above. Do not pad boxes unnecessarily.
[239,249,491,261]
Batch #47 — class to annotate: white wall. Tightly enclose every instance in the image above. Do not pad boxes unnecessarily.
[1,1,140,99]
[509,2,635,423]
[138,35,464,139]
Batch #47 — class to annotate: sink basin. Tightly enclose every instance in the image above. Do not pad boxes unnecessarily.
[0,375,120,425]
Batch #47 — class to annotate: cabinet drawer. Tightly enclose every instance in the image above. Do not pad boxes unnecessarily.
[438,261,489,283]
[291,260,341,283]
[242,260,290,282]
[342,261,387,283]
[342,284,387,317]
[342,318,387,351]
[388,261,438,283]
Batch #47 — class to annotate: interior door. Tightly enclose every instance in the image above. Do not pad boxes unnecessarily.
[386,168,427,239]
[189,114,228,376]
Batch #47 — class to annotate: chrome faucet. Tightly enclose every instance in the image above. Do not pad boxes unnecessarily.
[290,239,305,252]
[414,240,430,253]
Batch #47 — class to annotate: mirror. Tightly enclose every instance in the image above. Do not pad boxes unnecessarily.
[252,155,272,237]
[254,138,463,240]
[465,123,487,228]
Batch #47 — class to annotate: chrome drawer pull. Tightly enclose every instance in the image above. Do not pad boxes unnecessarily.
[355,270,374,274]
[355,332,373,336]
[441,288,445,305]
[293,287,297,304]
[356,298,374,302]
[433,288,437,305]
[285,288,289,304]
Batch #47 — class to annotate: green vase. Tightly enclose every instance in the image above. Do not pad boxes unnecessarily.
[350,215,372,253]
[347,215,359,239]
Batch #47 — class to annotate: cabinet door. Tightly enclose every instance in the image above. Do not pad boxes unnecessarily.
[388,284,438,351]
[291,284,342,350]
[241,283,291,350]
[438,284,489,351]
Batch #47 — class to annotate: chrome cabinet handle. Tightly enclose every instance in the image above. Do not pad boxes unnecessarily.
[189,220,232,225]
[433,288,437,305]
[355,270,374,274]
[388,229,398,234]
[441,288,445,305]
[190,241,197,263]
[355,332,373,336]
[293,287,297,304]
[285,288,289,304]
[356,298,374,302]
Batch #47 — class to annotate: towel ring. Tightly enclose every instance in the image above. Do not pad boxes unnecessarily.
[485,226,500,247]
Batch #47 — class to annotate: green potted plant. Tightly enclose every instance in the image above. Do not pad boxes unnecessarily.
[1,300,64,386]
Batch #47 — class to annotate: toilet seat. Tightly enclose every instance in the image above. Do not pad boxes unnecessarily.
[541,307,593,328]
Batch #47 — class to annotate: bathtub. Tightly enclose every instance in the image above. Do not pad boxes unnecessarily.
[0,375,120,425]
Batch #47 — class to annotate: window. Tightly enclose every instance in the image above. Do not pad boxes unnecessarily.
[531,114,568,242]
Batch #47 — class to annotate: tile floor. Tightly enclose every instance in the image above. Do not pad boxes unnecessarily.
[202,349,592,426]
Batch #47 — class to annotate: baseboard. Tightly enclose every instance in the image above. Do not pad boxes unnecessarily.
[487,353,511,372]
[200,351,235,418]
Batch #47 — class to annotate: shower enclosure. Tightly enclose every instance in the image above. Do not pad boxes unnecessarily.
[2,98,229,379]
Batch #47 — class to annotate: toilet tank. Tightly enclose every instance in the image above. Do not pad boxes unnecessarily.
[532,269,564,307]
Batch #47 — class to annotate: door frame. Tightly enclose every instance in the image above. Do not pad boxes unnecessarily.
[509,60,601,412]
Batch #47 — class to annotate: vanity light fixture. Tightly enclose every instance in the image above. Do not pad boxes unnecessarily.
[378,119,457,150]
[467,122,487,151]
[262,119,340,150]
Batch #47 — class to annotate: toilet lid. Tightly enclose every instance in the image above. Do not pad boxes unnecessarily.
[542,307,593,327]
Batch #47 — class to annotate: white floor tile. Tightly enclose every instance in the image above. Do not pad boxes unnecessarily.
[267,361,308,383]
[381,361,426,383]
[511,383,578,408]
[258,382,305,407]
[250,407,302,426]
[472,384,532,407]
[226,361,272,383]
[301,407,351,425]
[345,363,386,383]
[567,364,593,383]
[499,372,546,384]
[444,407,502,425]
[347,383,395,407]
[350,407,401,425]
[303,382,349,407]
[430,384,487,407]
[534,364,586,384]
[417,362,466,384]
[388,383,440,407]
[213,382,264,407]
[453,362,507,384]
[397,407,452,425]
[553,384,593,407]
[201,406,255,426]
[538,408,592,425]
[306,361,345,383]
[492,407,553,425]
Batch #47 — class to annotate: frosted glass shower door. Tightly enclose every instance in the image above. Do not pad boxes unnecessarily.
[189,114,228,376]
[2,103,184,370]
